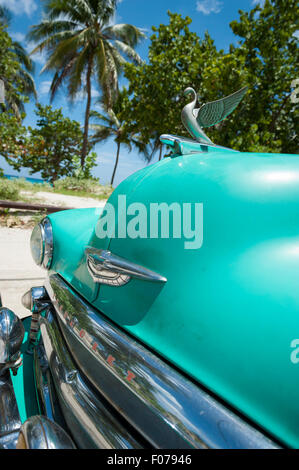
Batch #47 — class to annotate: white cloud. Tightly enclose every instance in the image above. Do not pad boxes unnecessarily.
[196,0,223,15]
[10,32,26,43]
[39,80,52,95]
[0,0,37,17]
[252,0,265,5]
[74,87,100,102]
[26,41,46,65]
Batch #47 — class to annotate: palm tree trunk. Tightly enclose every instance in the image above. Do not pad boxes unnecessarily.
[111,141,120,186]
[81,57,93,169]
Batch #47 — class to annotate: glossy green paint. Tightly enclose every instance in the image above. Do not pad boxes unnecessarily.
[48,146,299,448]
[48,207,103,301]
[11,317,39,423]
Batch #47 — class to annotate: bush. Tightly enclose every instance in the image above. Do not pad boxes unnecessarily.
[11,178,52,192]
[54,177,113,198]
[0,179,20,201]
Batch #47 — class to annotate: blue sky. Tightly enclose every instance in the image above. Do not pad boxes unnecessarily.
[1,0,262,186]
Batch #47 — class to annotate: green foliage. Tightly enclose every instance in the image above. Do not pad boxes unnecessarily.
[53,177,97,192]
[124,12,219,154]
[226,0,299,153]
[0,26,27,172]
[0,111,27,164]
[10,104,97,184]
[0,23,35,118]
[0,178,20,200]
[5,177,51,192]
[0,24,36,174]
[0,26,27,116]
[124,5,298,155]
[71,152,98,180]
[53,177,113,199]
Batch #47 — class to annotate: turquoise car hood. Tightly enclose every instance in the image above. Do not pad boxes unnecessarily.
[50,147,299,448]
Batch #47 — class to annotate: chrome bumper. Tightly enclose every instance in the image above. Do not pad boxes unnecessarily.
[30,273,280,449]
[36,304,143,449]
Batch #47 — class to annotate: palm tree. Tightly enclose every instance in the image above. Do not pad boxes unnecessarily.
[90,89,150,186]
[0,6,36,117]
[28,0,145,168]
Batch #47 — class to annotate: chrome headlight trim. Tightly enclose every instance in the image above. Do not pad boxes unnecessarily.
[42,217,53,270]
[30,218,53,270]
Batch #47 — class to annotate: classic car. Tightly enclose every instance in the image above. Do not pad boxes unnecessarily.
[1,87,298,449]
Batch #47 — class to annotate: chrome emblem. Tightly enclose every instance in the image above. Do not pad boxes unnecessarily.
[85,247,167,286]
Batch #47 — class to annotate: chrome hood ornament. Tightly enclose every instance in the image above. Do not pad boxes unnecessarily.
[181,86,248,144]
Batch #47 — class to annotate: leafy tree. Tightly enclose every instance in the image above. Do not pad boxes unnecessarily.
[125,5,298,155]
[0,26,29,173]
[28,0,145,168]
[124,12,220,157]
[226,0,299,153]
[10,104,97,184]
[71,152,98,180]
[0,8,36,116]
[90,88,150,185]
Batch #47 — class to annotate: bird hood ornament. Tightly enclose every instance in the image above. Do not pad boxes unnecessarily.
[181,86,248,145]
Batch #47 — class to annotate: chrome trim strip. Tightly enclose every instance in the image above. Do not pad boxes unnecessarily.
[39,306,142,449]
[85,247,167,286]
[160,134,238,155]
[46,273,280,449]
[34,341,66,428]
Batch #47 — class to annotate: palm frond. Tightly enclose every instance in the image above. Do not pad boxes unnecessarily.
[18,69,37,99]
[90,109,114,124]
[0,6,12,26]
[113,39,144,65]
[12,41,35,73]
[40,29,89,73]
[45,0,94,24]
[103,23,145,47]
[67,46,92,101]
[90,124,115,144]
[27,19,79,44]
[49,55,78,101]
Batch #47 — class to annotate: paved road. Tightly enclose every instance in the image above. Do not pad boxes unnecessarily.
[0,227,45,318]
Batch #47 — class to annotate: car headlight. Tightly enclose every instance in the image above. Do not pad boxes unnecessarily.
[30,217,53,269]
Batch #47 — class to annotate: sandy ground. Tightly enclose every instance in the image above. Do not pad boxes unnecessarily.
[0,227,45,318]
[22,190,107,209]
[0,195,107,318]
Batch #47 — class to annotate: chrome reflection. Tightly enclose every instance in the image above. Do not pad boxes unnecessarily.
[0,308,24,375]
[46,274,280,449]
[0,373,21,444]
[39,307,142,449]
[17,416,75,449]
